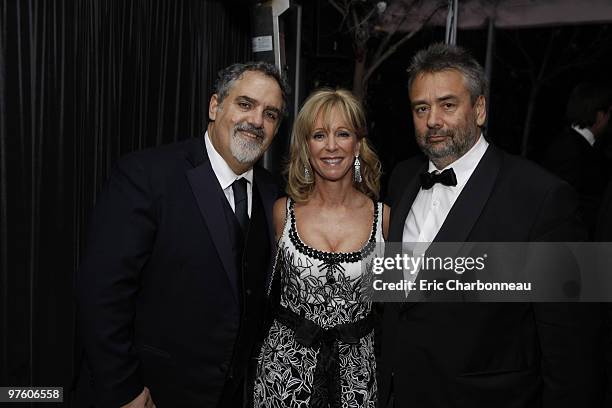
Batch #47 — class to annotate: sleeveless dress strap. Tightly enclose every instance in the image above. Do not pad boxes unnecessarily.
[375,202,384,242]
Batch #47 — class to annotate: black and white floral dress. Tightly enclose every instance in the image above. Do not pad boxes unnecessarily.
[253,198,383,408]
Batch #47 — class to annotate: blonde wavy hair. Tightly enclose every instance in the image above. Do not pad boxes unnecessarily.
[286,88,382,202]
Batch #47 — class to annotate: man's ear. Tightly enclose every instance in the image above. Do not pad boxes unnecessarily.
[475,95,487,126]
[209,94,220,121]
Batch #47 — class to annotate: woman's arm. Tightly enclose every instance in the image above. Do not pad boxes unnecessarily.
[273,197,288,241]
[382,203,390,241]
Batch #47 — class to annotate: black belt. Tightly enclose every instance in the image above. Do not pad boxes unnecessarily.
[276,305,375,408]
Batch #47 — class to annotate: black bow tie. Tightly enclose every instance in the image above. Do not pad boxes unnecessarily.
[419,168,457,190]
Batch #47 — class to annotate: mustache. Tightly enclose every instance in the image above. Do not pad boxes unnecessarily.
[234,123,264,139]
[425,128,455,138]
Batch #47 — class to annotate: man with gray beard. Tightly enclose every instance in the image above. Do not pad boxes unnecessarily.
[378,44,604,408]
[76,62,288,408]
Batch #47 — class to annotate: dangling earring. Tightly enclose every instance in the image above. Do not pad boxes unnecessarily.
[304,165,312,182]
[353,155,362,183]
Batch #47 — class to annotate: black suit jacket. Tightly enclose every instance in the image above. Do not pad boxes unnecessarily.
[379,144,604,408]
[76,136,278,407]
[541,127,609,236]
[596,180,612,406]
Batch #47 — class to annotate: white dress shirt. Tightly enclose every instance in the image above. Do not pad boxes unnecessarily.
[403,135,489,257]
[572,125,595,147]
[205,131,253,216]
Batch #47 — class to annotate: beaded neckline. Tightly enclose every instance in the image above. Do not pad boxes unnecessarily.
[288,198,378,266]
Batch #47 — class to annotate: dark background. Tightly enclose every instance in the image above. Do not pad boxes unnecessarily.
[298,0,612,187]
[0,0,253,402]
[1,0,612,405]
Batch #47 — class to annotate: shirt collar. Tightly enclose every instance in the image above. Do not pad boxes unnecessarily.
[572,125,595,147]
[428,133,489,189]
[204,131,253,190]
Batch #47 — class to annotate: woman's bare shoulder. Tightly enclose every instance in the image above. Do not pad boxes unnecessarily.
[273,197,289,239]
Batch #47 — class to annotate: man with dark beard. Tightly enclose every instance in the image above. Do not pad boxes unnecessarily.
[378,44,604,408]
[76,62,288,408]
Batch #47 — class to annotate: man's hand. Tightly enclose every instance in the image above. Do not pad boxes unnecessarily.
[120,387,156,408]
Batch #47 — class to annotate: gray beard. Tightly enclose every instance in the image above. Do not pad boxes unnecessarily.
[230,130,264,164]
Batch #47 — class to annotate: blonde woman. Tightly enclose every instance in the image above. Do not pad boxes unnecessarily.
[254,88,389,407]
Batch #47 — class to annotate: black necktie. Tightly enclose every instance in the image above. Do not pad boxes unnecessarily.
[420,168,457,190]
[232,178,249,233]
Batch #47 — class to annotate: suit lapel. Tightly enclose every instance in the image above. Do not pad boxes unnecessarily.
[185,137,239,303]
[433,145,501,242]
[253,168,279,295]
[387,161,426,308]
[253,167,277,258]
[389,162,427,242]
